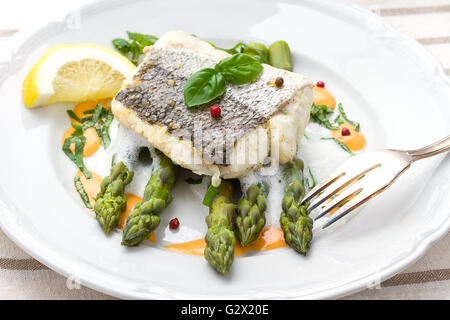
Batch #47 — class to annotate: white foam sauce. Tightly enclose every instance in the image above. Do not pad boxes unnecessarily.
[85,119,157,196]
[85,120,350,228]
[238,121,351,228]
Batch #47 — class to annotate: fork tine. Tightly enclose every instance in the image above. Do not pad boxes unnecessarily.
[306,164,381,212]
[320,192,368,229]
[300,172,345,206]
[313,185,363,221]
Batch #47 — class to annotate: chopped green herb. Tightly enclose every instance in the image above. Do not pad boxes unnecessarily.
[72,123,84,136]
[334,113,345,126]
[74,175,92,209]
[185,176,203,184]
[62,137,75,161]
[203,184,221,207]
[99,109,114,149]
[62,124,92,179]
[81,116,93,123]
[66,110,81,123]
[307,168,316,189]
[92,103,104,123]
[338,103,360,131]
[63,102,115,177]
[80,103,114,148]
[310,104,339,130]
[321,137,355,155]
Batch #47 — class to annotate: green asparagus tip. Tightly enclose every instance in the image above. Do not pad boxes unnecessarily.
[204,180,236,274]
[280,158,313,254]
[235,183,268,246]
[121,150,176,246]
[94,161,133,235]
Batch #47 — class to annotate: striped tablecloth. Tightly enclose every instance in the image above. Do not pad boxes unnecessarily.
[0,0,449,300]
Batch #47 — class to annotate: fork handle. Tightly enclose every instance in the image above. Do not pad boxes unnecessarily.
[406,135,450,161]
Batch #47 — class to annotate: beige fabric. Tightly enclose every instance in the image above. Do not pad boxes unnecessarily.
[0,0,449,300]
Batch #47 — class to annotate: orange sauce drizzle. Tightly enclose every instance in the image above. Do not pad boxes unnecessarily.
[313,86,336,109]
[76,170,155,243]
[332,123,366,151]
[164,226,287,256]
[62,126,100,157]
[75,171,103,207]
[71,98,110,123]
[62,98,111,158]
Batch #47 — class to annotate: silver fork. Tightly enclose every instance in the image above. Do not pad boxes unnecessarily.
[301,135,450,229]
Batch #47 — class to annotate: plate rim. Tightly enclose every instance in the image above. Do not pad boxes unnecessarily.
[0,0,449,299]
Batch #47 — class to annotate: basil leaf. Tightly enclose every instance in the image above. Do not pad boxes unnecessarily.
[112,38,131,55]
[126,31,158,46]
[184,68,226,107]
[215,53,263,85]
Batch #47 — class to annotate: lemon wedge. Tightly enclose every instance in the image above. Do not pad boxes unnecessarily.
[22,44,136,108]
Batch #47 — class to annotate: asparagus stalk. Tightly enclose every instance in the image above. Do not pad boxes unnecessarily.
[122,150,177,246]
[204,180,236,275]
[94,162,134,235]
[235,182,268,246]
[280,158,313,254]
[268,40,292,71]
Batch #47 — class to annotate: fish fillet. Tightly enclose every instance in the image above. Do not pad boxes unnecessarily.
[112,31,313,185]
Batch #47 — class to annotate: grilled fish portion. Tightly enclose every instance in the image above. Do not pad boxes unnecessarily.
[112,31,313,184]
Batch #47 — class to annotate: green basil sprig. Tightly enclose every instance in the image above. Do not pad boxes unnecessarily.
[184,68,226,107]
[184,53,263,108]
[215,53,264,85]
[112,31,158,65]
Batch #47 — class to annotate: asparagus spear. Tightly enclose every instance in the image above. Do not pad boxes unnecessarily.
[235,182,268,246]
[121,150,177,246]
[280,158,313,255]
[94,161,134,235]
[204,180,236,275]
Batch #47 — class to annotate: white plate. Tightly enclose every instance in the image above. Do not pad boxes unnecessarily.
[0,0,449,299]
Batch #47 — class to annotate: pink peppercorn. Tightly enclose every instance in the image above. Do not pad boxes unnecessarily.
[169,218,180,229]
[316,81,325,88]
[341,127,351,136]
[210,106,221,117]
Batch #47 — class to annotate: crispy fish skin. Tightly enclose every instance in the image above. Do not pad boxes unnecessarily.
[112,31,312,183]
